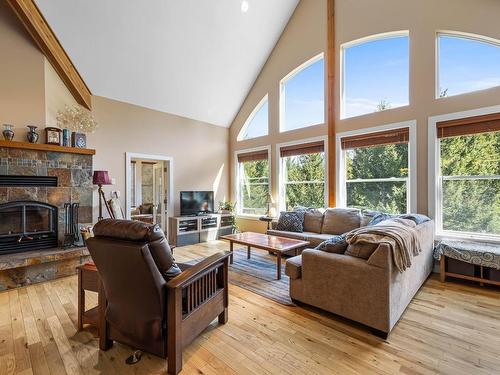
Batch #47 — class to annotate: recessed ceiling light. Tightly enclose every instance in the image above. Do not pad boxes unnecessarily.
[241,0,249,13]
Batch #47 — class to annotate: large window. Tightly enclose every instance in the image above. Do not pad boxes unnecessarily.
[435,114,500,238]
[280,55,324,132]
[438,33,500,98]
[279,141,326,211]
[342,33,409,119]
[339,126,412,214]
[236,149,270,215]
[237,95,269,141]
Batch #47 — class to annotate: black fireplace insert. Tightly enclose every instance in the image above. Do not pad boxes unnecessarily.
[0,201,58,254]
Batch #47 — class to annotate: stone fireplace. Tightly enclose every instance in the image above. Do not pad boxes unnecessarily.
[0,143,94,290]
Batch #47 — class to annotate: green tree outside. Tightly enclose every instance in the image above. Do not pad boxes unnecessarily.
[240,159,269,215]
[440,132,499,235]
[284,153,325,210]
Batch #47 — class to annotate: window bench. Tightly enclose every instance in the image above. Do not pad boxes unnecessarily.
[434,240,500,287]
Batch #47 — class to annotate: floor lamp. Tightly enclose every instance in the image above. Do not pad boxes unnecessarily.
[93,170,112,221]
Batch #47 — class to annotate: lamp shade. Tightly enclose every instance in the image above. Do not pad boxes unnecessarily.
[92,170,111,185]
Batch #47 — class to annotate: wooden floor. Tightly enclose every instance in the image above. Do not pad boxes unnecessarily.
[1,241,500,375]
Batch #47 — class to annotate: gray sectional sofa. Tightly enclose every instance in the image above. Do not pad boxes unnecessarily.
[268,208,435,336]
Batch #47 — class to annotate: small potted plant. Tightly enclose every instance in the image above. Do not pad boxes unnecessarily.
[218,200,235,214]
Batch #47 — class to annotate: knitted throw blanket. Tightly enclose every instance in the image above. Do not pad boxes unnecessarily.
[345,218,421,272]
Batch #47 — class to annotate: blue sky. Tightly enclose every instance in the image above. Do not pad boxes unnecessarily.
[439,35,500,96]
[239,97,268,139]
[241,33,500,138]
[283,57,325,131]
[343,36,409,118]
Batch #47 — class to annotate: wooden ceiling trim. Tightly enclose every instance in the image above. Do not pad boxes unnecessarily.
[7,0,92,110]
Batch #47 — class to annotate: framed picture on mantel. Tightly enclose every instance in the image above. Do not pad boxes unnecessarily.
[45,127,62,145]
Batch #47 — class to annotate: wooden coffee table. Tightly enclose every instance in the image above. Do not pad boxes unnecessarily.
[220,232,310,280]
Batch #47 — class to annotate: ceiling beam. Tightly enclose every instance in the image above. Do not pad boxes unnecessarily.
[7,0,92,110]
[327,0,336,207]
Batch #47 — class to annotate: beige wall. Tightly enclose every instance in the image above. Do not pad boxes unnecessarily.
[0,3,230,224]
[229,0,500,225]
[229,0,327,230]
[0,2,45,139]
[88,96,229,221]
[44,59,78,126]
[336,0,500,215]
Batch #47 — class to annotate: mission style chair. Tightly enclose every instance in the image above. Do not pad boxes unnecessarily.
[86,219,230,375]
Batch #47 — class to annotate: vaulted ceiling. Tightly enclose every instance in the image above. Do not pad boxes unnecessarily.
[34,0,299,127]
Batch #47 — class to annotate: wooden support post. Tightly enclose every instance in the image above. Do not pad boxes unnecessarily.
[327,0,336,207]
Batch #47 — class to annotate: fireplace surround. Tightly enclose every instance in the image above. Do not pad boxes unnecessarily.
[0,141,94,289]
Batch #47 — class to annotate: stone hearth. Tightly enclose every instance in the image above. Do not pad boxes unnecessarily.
[0,246,91,291]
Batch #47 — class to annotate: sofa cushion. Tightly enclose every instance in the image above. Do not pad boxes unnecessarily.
[303,210,324,233]
[285,255,302,279]
[302,232,336,248]
[321,208,361,235]
[276,211,304,232]
[345,242,380,260]
[267,230,306,241]
[315,235,348,254]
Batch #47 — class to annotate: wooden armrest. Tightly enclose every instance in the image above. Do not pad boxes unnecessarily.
[167,251,231,289]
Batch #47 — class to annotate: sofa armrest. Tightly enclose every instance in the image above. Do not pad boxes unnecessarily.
[301,249,385,277]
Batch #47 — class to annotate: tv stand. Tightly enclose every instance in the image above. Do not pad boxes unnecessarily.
[169,213,234,246]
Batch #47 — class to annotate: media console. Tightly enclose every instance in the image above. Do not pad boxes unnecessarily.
[169,213,234,246]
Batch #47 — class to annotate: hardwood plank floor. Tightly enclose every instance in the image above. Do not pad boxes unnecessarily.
[0,240,499,375]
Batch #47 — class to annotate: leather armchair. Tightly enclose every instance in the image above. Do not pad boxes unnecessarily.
[86,219,230,375]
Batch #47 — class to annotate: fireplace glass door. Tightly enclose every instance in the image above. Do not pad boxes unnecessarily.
[0,205,23,236]
[0,201,58,254]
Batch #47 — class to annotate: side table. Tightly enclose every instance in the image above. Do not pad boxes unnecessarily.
[77,262,105,333]
[259,216,274,230]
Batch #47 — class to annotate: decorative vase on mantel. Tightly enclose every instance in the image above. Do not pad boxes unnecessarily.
[26,125,39,143]
[2,124,14,141]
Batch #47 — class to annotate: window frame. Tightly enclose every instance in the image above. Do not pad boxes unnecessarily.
[340,30,410,120]
[336,120,417,214]
[436,31,500,99]
[237,94,269,141]
[234,145,272,218]
[277,136,328,212]
[428,106,500,243]
[279,53,325,133]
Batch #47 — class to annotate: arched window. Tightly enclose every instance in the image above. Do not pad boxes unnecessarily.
[237,95,268,141]
[341,32,409,119]
[438,32,500,98]
[280,54,325,132]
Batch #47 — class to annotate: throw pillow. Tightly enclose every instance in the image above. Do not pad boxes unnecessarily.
[398,214,430,225]
[360,209,380,227]
[367,213,395,226]
[276,211,304,232]
[315,235,348,254]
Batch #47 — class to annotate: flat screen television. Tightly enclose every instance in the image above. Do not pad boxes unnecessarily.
[180,191,214,216]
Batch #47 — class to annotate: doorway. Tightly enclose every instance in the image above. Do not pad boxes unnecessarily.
[125,153,173,236]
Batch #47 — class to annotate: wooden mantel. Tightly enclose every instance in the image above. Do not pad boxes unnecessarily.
[0,140,95,155]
